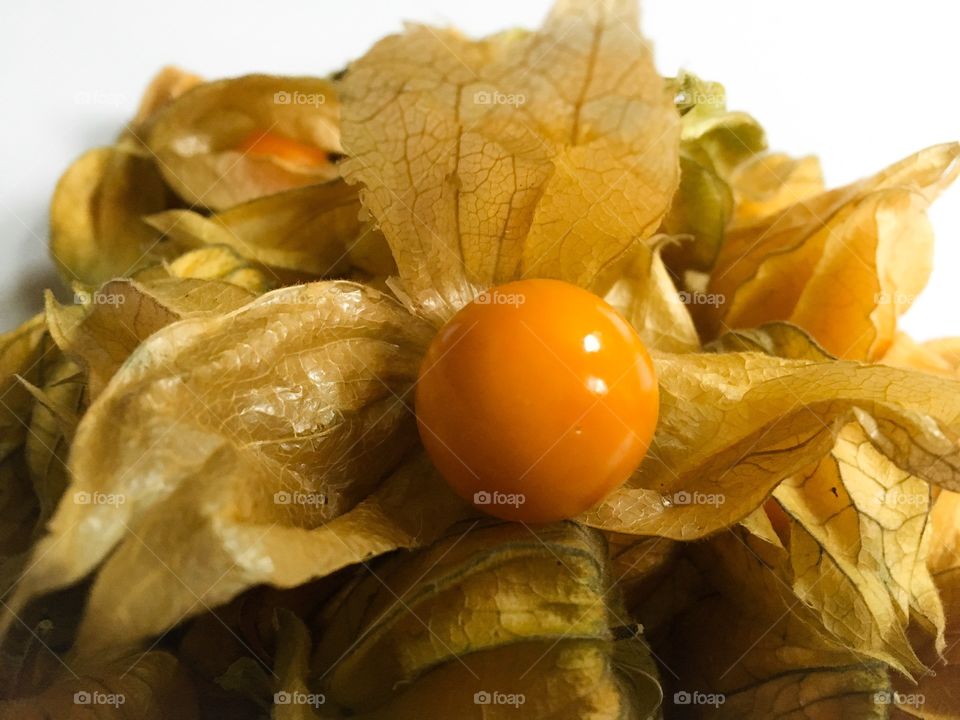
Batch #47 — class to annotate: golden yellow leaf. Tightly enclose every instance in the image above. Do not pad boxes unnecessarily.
[341,0,680,322]
[311,522,661,718]
[706,321,832,360]
[892,490,960,717]
[706,143,960,359]
[164,246,271,293]
[271,610,320,720]
[316,522,610,708]
[0,315,47,463]
[146,181,391,281]
[584,349,960,539]
[883,332,960,378]
[729,152,825,224]
[126,65,204,139]
[774,422,942,675]
[45,278,255,398]
[0,322,80,594]
[146,75,340,209]
[923,337,960,372]
[660,156,733,273]
[3,283,459,657]
[603,245,700,352]
[22,357,84,530]
[49,146,174,286]
[652,530,892,718]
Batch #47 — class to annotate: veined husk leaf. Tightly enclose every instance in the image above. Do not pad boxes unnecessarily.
[729,152,825,224]
[121,65,204,147]
[894,490,960,717]
[0,650,198,719]
[650,529,891,719]
[603,244,700,353]
[162,245,272,293]
[146,75,340,209]
[49,146,175,286]
[705,143,960,359]
[146,181,393,281]
[309,522,661,718]
[0,315,47,463]
[922,337,960,372]
[705,320,832,360]
[22,357,84,531]
[605,532,680,624]
[660,156,732,273]
[0,318,81,593]
[3,282,471,657]
[45,278,255,399]
[341,0,680,323]
[773,421,943,676]
[708,321,950,674]
[276,616,661,720]
[315,522,611,709]
[883,332,960,378]
[583,348,960,539]
[644,323,946,674]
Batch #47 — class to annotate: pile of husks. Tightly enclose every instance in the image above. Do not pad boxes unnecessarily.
[2,0,960,717]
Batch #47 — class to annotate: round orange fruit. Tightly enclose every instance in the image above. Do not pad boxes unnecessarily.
[415,279,659,523]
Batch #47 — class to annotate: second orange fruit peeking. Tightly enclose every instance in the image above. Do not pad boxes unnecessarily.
[415,279,659,523]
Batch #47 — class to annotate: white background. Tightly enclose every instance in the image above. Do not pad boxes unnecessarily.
[1,0,957,337]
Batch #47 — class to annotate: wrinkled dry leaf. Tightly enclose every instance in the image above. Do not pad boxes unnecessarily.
[604,244,700,352]
[729,152,825,224]
[341,0,680,322]
[706,143,960,359]
[45,278,255,398]
[147,75,340,209]
[4,283,470,657]
[316,522,611,709]
[893,490,960,717]
[706,321,832,360]
[883,332,960,378]
[164,246,272,293]
[49,148,170,284]
[660,156,732,273]
[146,181,392,281]
[312,522,661,718]
[124,65,204,141]
[650,530,891,719]
[584,347,960,539]
[922,337,960,372]
[23,357,84,529]
[773,422,942,675]
[0,315,47,463]
[0,650,198,719]
[49,145,176,286]
[0,321,78,594]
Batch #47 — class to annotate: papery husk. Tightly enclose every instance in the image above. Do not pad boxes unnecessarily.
[146,75,340,209]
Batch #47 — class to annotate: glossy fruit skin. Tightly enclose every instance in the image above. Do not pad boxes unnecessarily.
[415,279,659,523]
